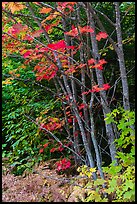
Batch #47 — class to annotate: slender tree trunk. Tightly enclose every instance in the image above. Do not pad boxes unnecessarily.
[114,2,130,111]
[76,6,93,154]
[62,17,81,165]
[89,93,105,179]
[85,2,118,164]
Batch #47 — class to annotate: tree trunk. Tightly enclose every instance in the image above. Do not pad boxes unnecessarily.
[85,2,118,164]
[114,2,130,111]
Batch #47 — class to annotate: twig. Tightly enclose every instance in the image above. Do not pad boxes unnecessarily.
[24,114,85,163]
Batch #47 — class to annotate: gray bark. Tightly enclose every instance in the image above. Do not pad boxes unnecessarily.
[114,2,130,111]
[84,2,118,164]
[62,17,81,164]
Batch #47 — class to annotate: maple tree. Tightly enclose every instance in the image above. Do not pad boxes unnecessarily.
[1,2,113,177]
[2,1,134,185]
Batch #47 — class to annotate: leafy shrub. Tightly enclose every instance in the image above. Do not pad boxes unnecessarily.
[2,57,63,175]
[75,107,135,202]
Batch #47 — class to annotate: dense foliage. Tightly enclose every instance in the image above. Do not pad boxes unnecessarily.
[2,2,135,201]
[75,108,135,202]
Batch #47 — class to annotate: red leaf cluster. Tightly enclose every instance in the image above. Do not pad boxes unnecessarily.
[23,50,33,58]
[78,103,87,110]
[88,58,95,65]
[48,40,66,50]
[50,148,56,153]
[39,148,44,153]
[58,145,64,152]
[47,40,75,51]
[34,63,58,81]
[50,145,64,153]
[39,143,49,153]
[82,83,111,95]
[57,2,76,13]
[102,83,111,90]
[8,23,28,37]
[96,31,108,41]
[65,25,94,37]
[56,158,71,171]
[40,117,62,133]
[43,143,49,148]
[91,83,111,92]
[88,58,107,70]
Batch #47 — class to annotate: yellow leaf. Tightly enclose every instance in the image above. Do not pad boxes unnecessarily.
[90,167,96,173]
[102,53,106,56]
[19,65,26,69]
[14,73,20,77]
[39,7,52,14]
[8,2,26,14]
[2,78,13,85]
[47,29,53,34]
[87,172,92,178]
[54,11,60,15]
[45,12,60,21]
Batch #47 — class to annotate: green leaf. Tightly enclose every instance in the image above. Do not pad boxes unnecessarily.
[94,178,105,186]
[123,189,135,200]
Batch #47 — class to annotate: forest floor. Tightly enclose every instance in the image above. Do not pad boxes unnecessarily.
[2,160,87,202]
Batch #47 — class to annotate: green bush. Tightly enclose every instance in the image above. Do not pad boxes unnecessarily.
[76,107,135,202]
[2,57,63,175]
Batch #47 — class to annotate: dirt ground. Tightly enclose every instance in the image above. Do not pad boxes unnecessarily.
[2,161,87,202]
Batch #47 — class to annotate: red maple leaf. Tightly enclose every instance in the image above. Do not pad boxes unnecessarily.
[58,145,64,152]
[91,59,107,70]
[44,25,52,32]
[43,143,49,148]
[99,59,107,65]
[23,34,33,41]
[65,25,94,37]
[65,67,76,75]
[56,158,71,171]
[96,32,108,41]
[36,64,58,81]
[92,64,103,70]
[23,50,33,58]
[80,25,94,33]
[102,83,111,90]
[65,160,71,169]
[88,58,95,65]
[56,163,62,171]
[90,84,111,92]
[71,24,75,30]
[39,148,44,153]
[91,85,104,92]
[57,2,76,12]
[47,40,66,50]
[50,147,56,153]
[78,103,87,110]
[8,23,28,36]
[65,27,78,37]
[37,47,49,53]
[68,118,72,123]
